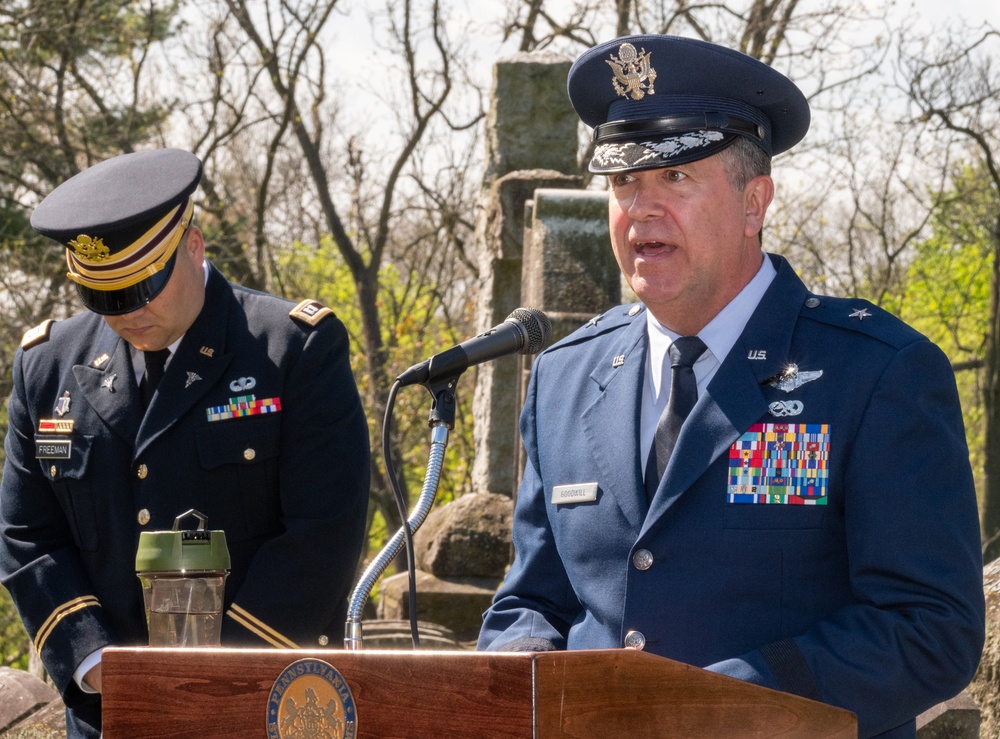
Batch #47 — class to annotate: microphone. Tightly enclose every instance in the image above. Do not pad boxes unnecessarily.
[396,307,552,387]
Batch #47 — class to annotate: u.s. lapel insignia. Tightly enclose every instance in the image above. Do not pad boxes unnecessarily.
[748,349,767,360]
[92,353,110,368]
[612,354,625,368]
[766,364,823,393]
[849,307,872,321]
[185,372,202,389]
[200,346,215,358]
[54,391,72,416]
[101,374,117,393]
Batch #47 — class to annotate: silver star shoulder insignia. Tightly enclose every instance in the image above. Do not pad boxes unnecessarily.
[849,307,872,321]
[767,364,824,393]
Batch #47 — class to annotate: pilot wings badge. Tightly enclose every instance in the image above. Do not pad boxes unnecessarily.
[607,42,656,101]
[766,364,823,393]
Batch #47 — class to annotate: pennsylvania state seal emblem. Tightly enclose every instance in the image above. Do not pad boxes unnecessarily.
[267,658,357,739]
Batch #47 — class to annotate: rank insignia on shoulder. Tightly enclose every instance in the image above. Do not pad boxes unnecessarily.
[290,299,333,327]
[21,319,56,350]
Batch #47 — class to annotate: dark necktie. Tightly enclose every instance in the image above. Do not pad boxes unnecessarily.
[644,336,707,501]
[139,349,171,409]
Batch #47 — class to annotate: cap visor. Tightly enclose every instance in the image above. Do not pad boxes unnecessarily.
[75,255,176,315]
[590,130,736,174]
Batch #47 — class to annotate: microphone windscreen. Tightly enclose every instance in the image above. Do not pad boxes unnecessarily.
[506,307,552,355]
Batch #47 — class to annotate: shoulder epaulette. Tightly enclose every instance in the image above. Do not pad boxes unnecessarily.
[545,303,643,352]
[289,299,334,327]
[21,319,56,350]
[800,295,920,350]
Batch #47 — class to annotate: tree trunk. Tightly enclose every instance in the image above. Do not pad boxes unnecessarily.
[981,217,1000,565]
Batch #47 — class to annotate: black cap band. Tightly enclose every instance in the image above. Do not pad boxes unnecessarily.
[594,113,766,144]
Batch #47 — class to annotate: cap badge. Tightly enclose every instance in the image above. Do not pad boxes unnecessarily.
[68,235,111,263]
[607,42,656,101]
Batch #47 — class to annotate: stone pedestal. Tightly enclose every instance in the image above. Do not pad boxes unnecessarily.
[916,691,981,737]
[522,188,618,343]
[472,171,582,498]
[0,666,63,738]
[377,493,513,644]
[471,50,582,499]
[968,556,1000,736]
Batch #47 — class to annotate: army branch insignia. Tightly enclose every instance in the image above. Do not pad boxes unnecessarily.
[607,42,656,100]
[267,658,357,739]
[68,234,111,262]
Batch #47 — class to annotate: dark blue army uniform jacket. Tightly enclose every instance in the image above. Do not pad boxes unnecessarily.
[479,255,985,738]
[0,264,370,738]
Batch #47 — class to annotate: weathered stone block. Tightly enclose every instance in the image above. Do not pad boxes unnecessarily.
[968,556,1000,737]
[355,619,462,650]
[485,52,577,181]
[377,570,501,643]
[413,492,513,579]
[523,188,618,343]
[916,691,981,737]
[471,171,583,499]
[0,667,58,733]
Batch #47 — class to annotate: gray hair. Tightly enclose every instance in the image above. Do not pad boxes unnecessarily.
[718,137,771,190]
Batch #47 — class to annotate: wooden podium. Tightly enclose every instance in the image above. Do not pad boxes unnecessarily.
[101,647,856,738]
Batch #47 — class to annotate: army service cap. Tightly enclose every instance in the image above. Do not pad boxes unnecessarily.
[31,149,203,315]
[567,35,810,174]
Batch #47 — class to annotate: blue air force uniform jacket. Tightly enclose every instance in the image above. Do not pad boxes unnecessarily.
[0,264,370,738]
[478,255,985,738]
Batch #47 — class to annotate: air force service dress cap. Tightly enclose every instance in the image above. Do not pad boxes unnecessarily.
[567,35,810,174]
[31,148,203,315]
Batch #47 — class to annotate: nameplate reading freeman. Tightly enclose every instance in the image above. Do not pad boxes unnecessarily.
[266,658,357,739]
[35,439,71,459]
[551,482,599,505]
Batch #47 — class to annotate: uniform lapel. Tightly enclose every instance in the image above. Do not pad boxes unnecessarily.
[72,328,143,445]
[582,315,649,532]
[135,267,235,456]
[644,256,810,525]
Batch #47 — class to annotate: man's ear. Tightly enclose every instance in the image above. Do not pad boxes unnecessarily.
[185,226,206,261]
[744,175,774,238]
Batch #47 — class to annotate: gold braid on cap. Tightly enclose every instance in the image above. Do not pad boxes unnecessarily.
[65,197,193,292]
